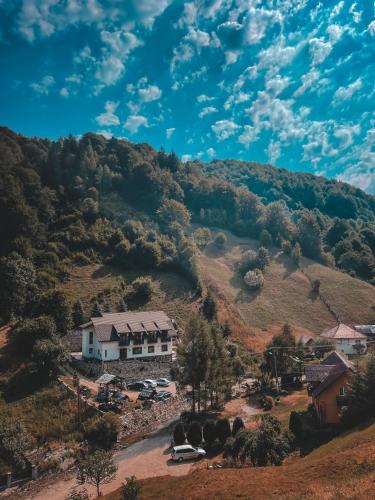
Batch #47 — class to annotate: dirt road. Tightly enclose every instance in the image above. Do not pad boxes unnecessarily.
[29,421,195,500]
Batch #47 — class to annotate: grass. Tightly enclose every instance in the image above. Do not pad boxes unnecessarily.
[58,264,197,330]
[198,228,375,350]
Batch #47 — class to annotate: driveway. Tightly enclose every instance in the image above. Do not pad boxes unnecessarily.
[29,421,195,499]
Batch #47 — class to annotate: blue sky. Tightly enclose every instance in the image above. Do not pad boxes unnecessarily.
[0,0,374,192]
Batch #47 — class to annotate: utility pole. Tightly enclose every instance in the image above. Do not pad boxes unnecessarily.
[73,371,81,426]
[273,348,279,394]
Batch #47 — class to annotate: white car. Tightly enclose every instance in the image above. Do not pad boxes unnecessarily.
[171,445,206,462]
[144,379,157,388]
[156,378,170,387]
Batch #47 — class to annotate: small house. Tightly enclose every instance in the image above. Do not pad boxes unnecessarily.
[305,351,355,424]
[320,323,367,356]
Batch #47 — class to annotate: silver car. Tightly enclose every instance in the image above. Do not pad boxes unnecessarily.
[171,445,206,462]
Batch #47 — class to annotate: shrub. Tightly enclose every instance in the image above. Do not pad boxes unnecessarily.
[244,269,264,289]
[214,232,227,248]
[237,250,258,275]
[223,436,235,457]
[311,279,321,294]
[203,420,216,447]
[122,476,140,500]
[83,413,121,450]
[186,421,202,447]
[292,242,301,263]
[289,411,303,440]
[193,227,211,248]
[257,247,270,271]
[173,423,185,446]
[232,417,245,437]
[259,229,272,247]
[282,240,292,255]
[262,395,274,410]
[215,418,231,446]
[131,277,153,301]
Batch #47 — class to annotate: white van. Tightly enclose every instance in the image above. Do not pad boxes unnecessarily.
[171,445,206,462]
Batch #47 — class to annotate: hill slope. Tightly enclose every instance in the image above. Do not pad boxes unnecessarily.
[198,228,375,350]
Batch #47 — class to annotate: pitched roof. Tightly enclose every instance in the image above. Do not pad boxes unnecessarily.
[305,364,334,383]
[79,311,176,342]
[321,323,367,340]
[311,350,355,398]
[95,373,118,385]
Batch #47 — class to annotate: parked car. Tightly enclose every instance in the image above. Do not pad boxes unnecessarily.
[171,445,206,462]
[156,378,170,387]
[98,402,122,413]
[155,391,172,400]
[127,381,148,391]
[144,379,158,388]
[137,389,157,401]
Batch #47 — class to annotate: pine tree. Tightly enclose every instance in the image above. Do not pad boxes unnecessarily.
[73,299,85,327]
[91,301,102,318]
[202,291,217,322]
[117,299,127,312]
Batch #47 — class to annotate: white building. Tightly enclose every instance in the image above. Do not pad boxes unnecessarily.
[78,311,177,361]
[320,323,367,356]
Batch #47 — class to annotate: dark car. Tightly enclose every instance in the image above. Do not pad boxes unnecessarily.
[155,391,172,401]
[137,389,157,401]
[127,381,148,391]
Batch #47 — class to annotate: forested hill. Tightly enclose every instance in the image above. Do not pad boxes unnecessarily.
[1,126,375,324]
[199,159,375,222]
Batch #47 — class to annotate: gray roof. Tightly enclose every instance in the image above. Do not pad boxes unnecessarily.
[95,373,117,385]
[310,350,355,398]
[80,311,177,342]
[304,364,334,383]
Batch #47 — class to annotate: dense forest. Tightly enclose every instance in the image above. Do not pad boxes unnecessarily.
[1,126,375,326]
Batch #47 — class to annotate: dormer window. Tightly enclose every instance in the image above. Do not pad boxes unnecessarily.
[89,331,93,344]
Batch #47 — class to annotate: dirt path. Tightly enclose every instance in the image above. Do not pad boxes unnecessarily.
[28,421,194,500]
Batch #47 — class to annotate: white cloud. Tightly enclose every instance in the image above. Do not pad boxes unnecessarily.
[294,69,320,97]
[30,75,55,95]
[243,6,282,45]
[171,28,219,72]
[267,140,281,163]
[309,38,332,65]
[181,154,192,162]
[60,87,69,98]
[238,125,258,147]
[124,115,148,134]
[212,120,240,141]
[207,147,216,157]
[138,84,162,103]
[333,78,362,103]
[368,20,375,36]
[334,125,360,150]
[199,106,218,118]
[166,127,175,139]
[176,2,197,28]
[224,91,251,110]
[197,94,214,103]
[95,101,120,126]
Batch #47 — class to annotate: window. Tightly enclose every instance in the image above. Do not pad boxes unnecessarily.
[148,345,155,353]
[105,350,107,358]
[133,347,142,355]
[161,344,168,352]
[89,332,93,344]
[89,348,93,354]
[339,387,346,396]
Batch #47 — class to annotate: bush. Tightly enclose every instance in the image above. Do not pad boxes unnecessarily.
[244,269,264,289]
[202,420,216,447]
[186,421,202,447]
[237,250,258,275]
[281,240,292,255]
[83,413,121,450]
[262,395,274,410]
[131,277,154,301]
[256,247,270,271]
[223,436,235,457]
[122,476,140,500]
[173,423,185,446]
[289,411,303,440]
[259,229,272,247]
[214,232,227,248]
[215,418,231,446]
[232,417,244,437]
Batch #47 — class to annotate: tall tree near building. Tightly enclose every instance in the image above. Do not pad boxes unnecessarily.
[73,300,85,327]
[76,449,117,498]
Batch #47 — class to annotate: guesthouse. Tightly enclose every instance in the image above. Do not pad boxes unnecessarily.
[320,323,367,356]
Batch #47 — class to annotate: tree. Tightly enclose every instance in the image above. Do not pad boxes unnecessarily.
[40,290,73,334]
[232,417,244,436]
[73,300,85,327]
[259,229,272,247]
[193,227,211,248]
[215,418,231,446]
[203,420,216,447]
[173,423,185,445]
[256,247,270,271]
[186,421,202,447]
[131,277,154,302]
[298,211,323,260]
[91,301,102,317]
[0,418,31,469]
[122,476,140,500]
[264,324,296,380]
[157,199,191,229]
[282,240,292,255]
[84,413,121,450]
[313,338,334,358]
[222,321,231,338]
[237,250,258,275]
[201,291,217,322]
[117,299,127,312]
[32,337,67,375]
[244,269,264,289]
[12,315,57,355]
[76,449,117,498]
[214,232,227,248]
[292,242,301,264]
[65,489,89,500]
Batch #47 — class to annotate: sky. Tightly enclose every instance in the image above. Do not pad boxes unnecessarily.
[0,0,374,192]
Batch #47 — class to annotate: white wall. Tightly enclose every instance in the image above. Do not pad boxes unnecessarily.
[99,341,119,361]
[81,327,100,359]
[333,338,367,355]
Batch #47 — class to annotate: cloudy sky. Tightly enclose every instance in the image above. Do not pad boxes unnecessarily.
[1,0,374,192]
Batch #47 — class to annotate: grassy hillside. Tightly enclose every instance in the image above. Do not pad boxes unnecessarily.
[58,264,197,330]
[198,228,375,350]
[105,420,375,499]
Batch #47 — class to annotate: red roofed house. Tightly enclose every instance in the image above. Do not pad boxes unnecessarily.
[305,351,355,424]
[78,311,178,361]
[320,323,367,356]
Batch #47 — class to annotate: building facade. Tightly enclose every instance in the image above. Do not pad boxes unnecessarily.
[320,323,367,356]
[78,311,177,361]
